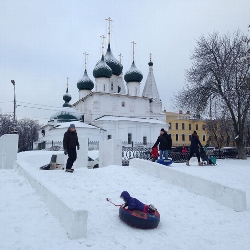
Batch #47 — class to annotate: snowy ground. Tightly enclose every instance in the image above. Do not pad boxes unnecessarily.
[0,151,250,250]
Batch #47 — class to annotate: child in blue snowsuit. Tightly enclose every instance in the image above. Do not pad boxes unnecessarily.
[120,191,156,213]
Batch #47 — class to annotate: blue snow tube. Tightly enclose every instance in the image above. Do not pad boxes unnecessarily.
[157,158,173,166]
[119,207,160,229]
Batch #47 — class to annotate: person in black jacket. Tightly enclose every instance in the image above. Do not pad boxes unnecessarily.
[186,131,202,166]
[153,128,172,160]
[63,124,80,172]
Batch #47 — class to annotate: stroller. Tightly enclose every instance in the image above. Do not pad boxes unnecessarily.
[200,147,217,165]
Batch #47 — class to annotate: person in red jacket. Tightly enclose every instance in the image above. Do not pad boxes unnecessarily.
[151,146,159,162]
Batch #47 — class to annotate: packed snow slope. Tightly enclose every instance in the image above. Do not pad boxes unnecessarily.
[0,150,249,250]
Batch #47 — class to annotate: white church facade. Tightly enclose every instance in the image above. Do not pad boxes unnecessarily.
[36,19,168,148]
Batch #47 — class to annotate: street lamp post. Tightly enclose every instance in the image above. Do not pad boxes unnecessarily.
[11,80,16,122]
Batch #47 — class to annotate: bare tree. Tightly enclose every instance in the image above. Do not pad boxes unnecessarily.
[175,31,250,159]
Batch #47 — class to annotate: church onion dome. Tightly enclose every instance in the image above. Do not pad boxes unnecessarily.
[93,55,112,78]
[50,107,81,123]
[148,60,153,66]
[124,61,143,83]
[63,93,71,103]
[105,44,123,76]
[77,69,94,90]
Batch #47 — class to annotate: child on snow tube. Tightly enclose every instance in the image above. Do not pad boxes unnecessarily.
[120,191,156,213]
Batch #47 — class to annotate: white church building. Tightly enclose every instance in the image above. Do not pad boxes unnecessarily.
[36,20,168,148]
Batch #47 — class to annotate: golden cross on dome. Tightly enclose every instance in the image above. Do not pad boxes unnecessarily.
[118,53,123,63]
[131,41,136,62]
[105,17,113,44]
[100,35,106,55]
[83,52,89,70]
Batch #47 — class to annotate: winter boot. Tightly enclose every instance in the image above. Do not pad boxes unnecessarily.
[198,162,203,166]
[186,160,190,166]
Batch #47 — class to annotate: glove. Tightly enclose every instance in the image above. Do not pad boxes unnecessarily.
[77,145,80,150]
[124,206,128,209]
[122,203,127,208]
[64,149,68,155]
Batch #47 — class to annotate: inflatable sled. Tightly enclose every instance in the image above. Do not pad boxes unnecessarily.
[119,207,160,229]
[157,158,172,166]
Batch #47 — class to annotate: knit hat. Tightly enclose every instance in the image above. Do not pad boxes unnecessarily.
[69,124,75,129]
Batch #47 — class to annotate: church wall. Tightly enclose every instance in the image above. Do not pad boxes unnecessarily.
[93,120,166,143]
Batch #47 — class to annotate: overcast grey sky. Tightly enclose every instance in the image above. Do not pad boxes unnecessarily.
[0,0,249,125]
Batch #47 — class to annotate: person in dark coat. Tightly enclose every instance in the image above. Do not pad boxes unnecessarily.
[120,191,156,213]
[152,128,172,160]
[63,124,80,172]
[186,131,202,166]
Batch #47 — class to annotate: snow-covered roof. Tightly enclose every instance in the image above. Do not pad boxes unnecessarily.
[55,121,101,129]
[94,116,166,124]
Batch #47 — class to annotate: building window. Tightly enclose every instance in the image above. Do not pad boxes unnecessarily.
[182,123,185,130]
[202,124,205,130]
[104,85,105,91]
[189,124,191,130]
[122,102,125,107]
[169,134,172,140]
[196,124,198,130]
[128,133,132,144]
[176,134,179,141]
[111,83,113,91]
[107,135,112,140]
[169,123,171,129]
[143,136,147,145]
[176,123,178,130]
[189,134,192,141]
[202,134,206,142]
[182,134,185,141]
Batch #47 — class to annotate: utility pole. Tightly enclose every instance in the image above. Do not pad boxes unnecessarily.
[11,80,17,134]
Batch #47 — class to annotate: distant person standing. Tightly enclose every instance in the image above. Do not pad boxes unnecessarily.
[153,128,172,160]
[63,124,80,172]
[186,131,202,166]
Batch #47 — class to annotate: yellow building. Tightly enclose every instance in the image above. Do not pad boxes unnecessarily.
[165,110,208,147]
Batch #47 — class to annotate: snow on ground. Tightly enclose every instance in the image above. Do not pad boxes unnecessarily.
[0,151,250,250]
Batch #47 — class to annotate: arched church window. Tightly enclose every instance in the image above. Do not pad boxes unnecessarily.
[104,85,105,92]
[111,83,113,91]
[122,102,125,107]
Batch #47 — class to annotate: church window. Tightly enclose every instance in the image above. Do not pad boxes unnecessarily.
[176,123,178,130]
[189,124,192,130]
[176,134,179,141]
[122,102,125,107]
[108,135,112,140]
[196,124,198,130]
[111,83,113,91]
[104,85,105,91]
[189,134,192,141]
[128,133,132,144]
[143,136,147,145]
[182,123,185,130]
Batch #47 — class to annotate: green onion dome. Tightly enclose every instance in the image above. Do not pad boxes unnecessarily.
[50,107,81,122]
[93,55,112,78]
[77,69,94,90]
[105,44,123,76]
[124,61,143,83]
[63,93,71,103]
